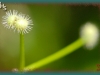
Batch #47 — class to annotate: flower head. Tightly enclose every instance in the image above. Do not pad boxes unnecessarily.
[80,22,99,50]
[14,13,33,34]
[2,10,33,34]
[2,10,18,29]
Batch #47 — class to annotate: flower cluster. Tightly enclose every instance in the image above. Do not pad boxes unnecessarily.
[2,10,33,34]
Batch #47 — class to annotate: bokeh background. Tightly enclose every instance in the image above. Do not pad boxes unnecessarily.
[0,3,100,72]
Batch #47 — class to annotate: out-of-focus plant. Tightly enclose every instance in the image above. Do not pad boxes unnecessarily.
[2,9,99,72]
[24,22,99,71]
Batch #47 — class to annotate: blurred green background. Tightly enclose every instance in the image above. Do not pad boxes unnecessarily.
[0,4,100,72]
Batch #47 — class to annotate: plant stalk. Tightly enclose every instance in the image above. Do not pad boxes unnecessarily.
[19,33,25,72]
[24,38,85,71]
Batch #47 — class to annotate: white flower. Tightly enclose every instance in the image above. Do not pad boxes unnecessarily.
[80,22,99,50]
[14,13,33,34]
[2,10,18,29]
[2,10,33,34]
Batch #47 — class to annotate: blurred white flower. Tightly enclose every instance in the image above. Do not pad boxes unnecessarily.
[2,10,18,29]
[2,10,33,34]
[14,13,33,34]
[80,22,99,50]
[12,68,18,72]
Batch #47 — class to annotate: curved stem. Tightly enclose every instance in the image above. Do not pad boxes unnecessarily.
[19,33,25,72]
[24,38,85,71]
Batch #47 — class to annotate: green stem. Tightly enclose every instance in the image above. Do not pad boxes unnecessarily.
[19,33,25,72]
[24,38,85,71]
